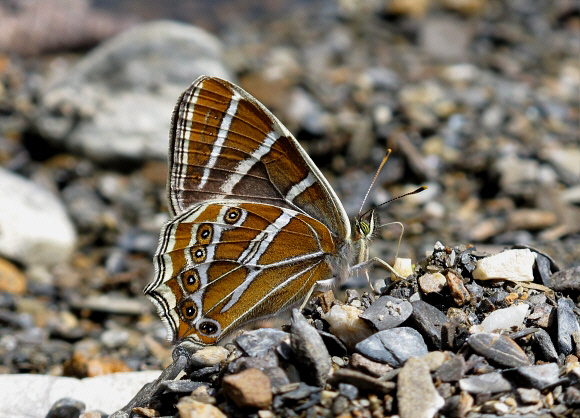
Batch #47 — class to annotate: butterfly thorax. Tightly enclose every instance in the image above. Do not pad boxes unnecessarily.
[326,210,378,286]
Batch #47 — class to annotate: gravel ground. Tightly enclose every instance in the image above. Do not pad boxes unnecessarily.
[0,1,578,417]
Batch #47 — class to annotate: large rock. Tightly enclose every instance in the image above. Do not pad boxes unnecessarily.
[34,20,232,163]
[0,371,161,417]
[0,168,76,266]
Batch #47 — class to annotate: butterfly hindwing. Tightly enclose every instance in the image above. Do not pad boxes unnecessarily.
[145,201,336,345]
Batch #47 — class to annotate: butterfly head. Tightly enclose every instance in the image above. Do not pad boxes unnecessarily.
[354,210,378,242]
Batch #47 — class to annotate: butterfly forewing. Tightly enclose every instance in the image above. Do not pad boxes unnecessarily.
[168,76,350,239]
[145,201,336,345]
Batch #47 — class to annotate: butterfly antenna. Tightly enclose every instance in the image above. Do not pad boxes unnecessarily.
[358,149,392,217]
[360,185,428,219]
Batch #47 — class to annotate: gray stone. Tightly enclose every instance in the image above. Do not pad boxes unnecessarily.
[435,355,466,382]
[550,266,580,293]
[467,333,529,368]
[46,398,85,418]
[35,21,232,163]
[235,328,289,357]
[0,168,76,266]
[528,303,555,329]
[290,309,331,387]
[410,300,450,349]
[355,327,428,367]
[338,383,358,400]
[459,373,512,394]
[227,350,278,374]
[261,367,291,391]
[513,363,559,390]
[533,329,559,362]
[557,298,580,355]
[271,382,321,409]
[359,295,412,331]
[397,357,444,418]
[535,253,553,287]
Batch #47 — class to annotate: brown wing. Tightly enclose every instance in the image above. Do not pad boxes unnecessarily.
[168,76,350,239]
[144,201,337,347]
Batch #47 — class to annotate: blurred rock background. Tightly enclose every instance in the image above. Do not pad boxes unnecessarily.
[0,0,578,399]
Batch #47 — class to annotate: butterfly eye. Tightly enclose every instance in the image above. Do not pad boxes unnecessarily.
[198,319,220,337]
[224,208,242,224]
[197,224,213,244]
[181,300,197,320]
[360,220,370,236]
[181,269,200,292]
[192,246,206,263]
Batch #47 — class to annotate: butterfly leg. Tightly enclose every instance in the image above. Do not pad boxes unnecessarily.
[362,246,378,294]
[350,258,406,291]
[298,278,335,312]
[370,257,406,280]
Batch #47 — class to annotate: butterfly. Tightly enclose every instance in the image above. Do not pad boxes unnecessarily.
[144,76,407,349]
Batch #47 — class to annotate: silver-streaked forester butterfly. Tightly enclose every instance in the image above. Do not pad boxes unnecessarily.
[145,76,413,349]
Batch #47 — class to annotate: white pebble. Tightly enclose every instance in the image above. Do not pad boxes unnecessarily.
[473,249,535,282]
[391,257,413,282]
[480,304,529,333]
[323,304,373,349]
[0,168,76,266]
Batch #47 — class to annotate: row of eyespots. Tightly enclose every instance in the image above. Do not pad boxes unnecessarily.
[177,221,214,324]
[178,207,242,337]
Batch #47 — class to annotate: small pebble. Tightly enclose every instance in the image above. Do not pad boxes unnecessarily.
[517,387,541,404]
[480,303,529,332]
[46,398,86,418]
[359,295,412,331]
[467,333,529,368]
[349,352,393,377]
[435,355,466,382]
[511,363,559,390]
[459,373,512,394]
[410,300,449,349]
[355,327,428,367]
[549,266,580,293]
[472,249,536,282]
[235,329,289,357]
[176,397,226,418]
[557,298,580,355]
[290,309,331,387]
[446,271,470,306]
[418,272,447,294]
[222,368,272,409]
[397,357,444,418]
[190,346,229,367]
[323,304,373,349]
